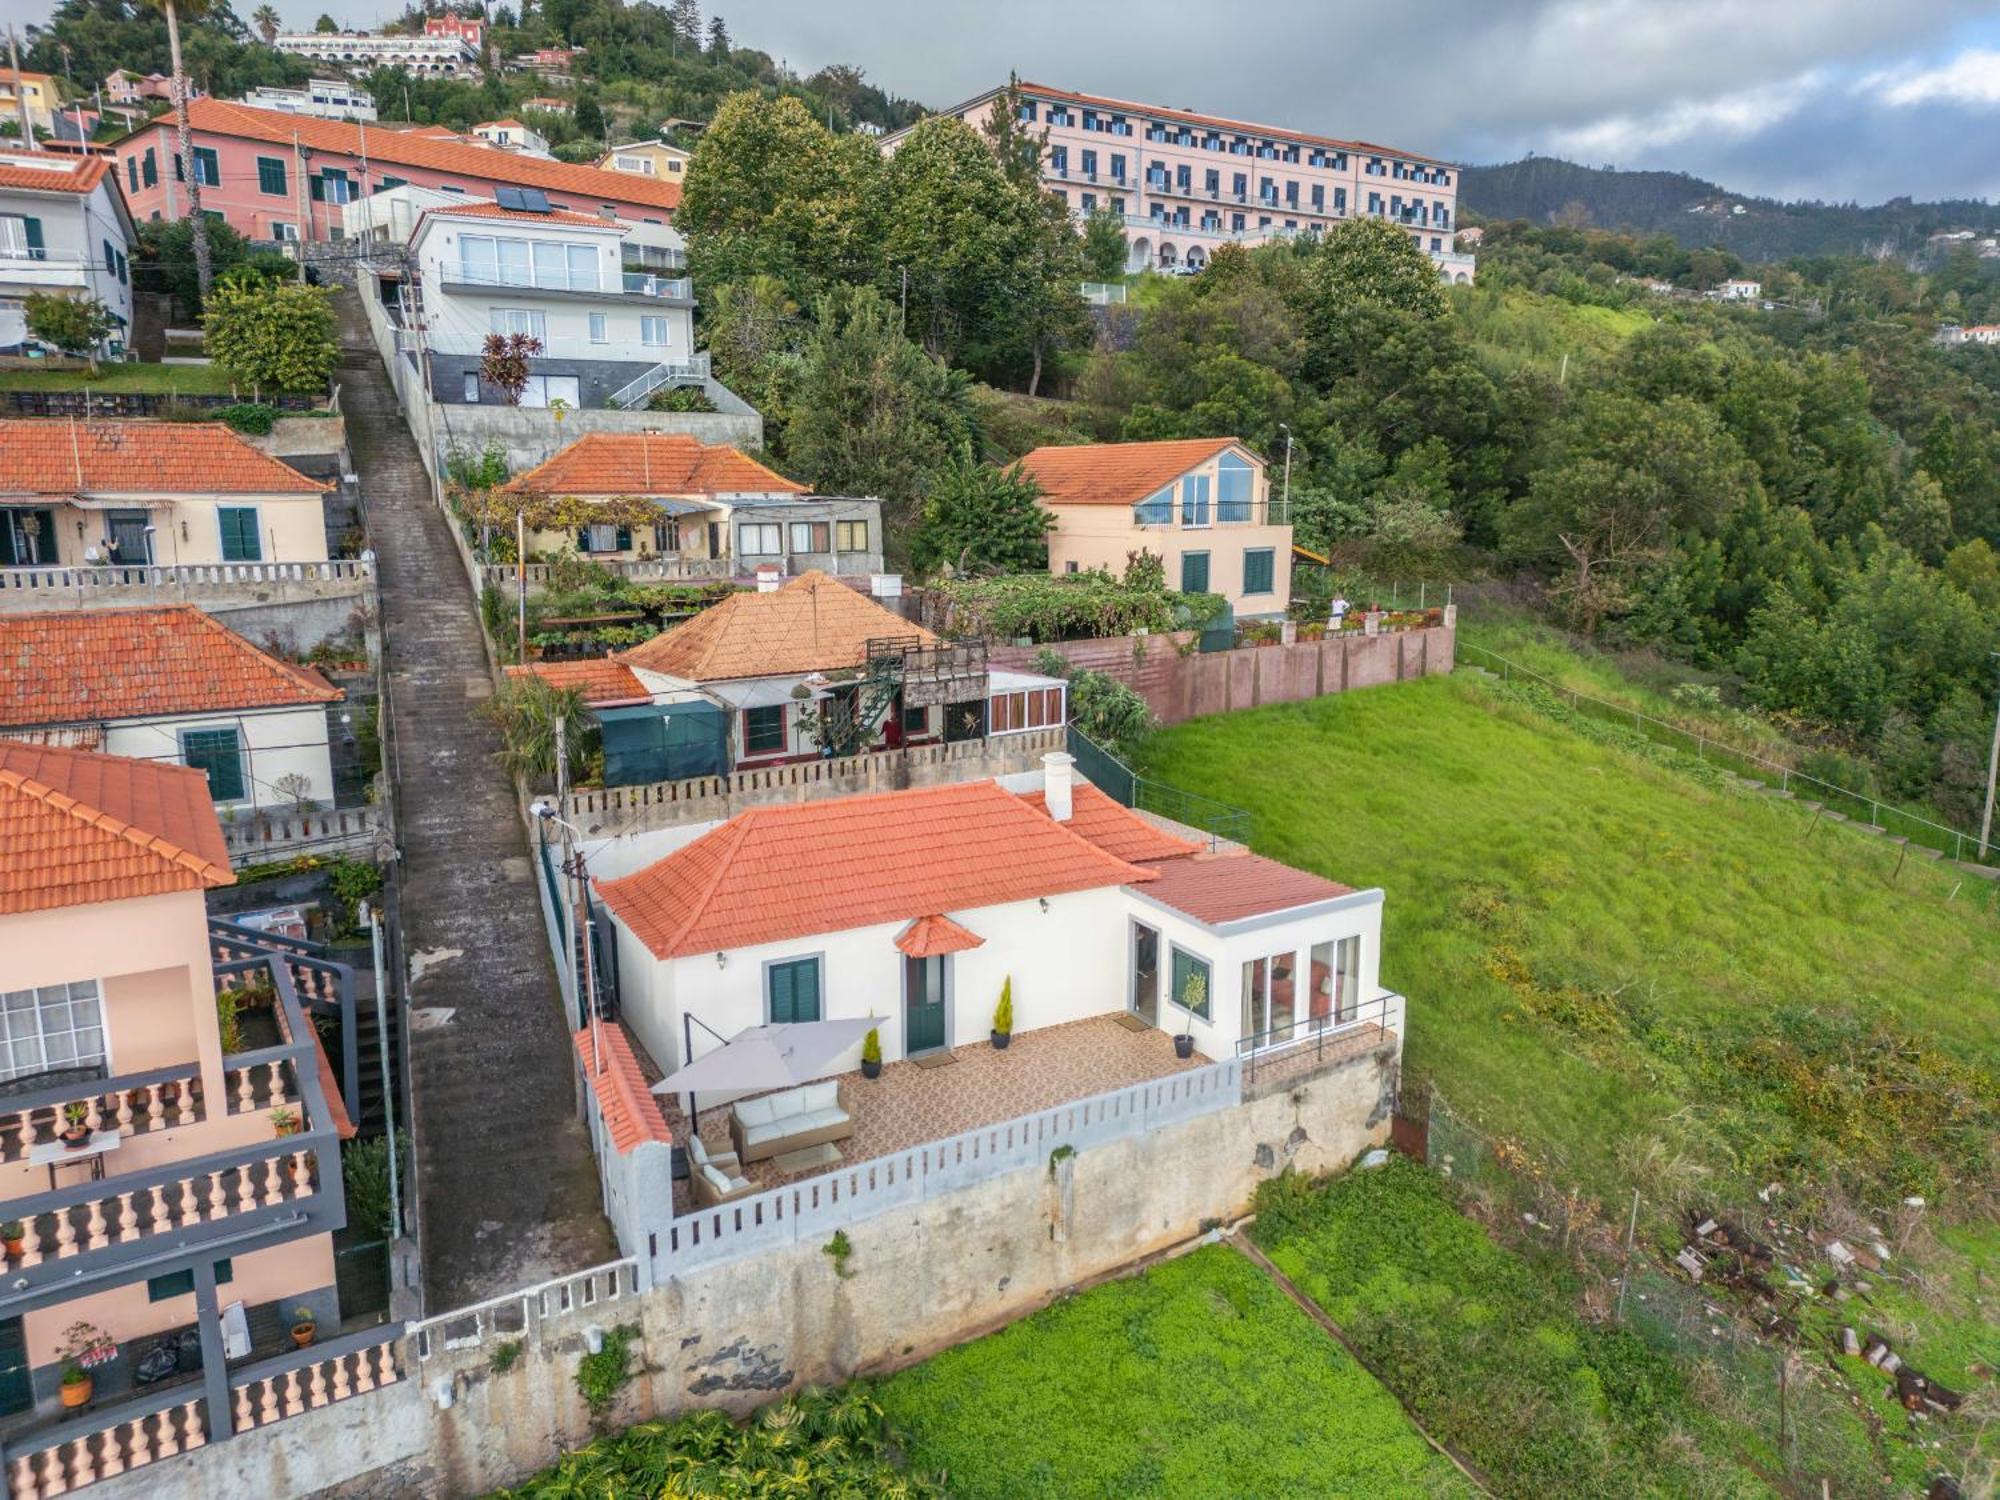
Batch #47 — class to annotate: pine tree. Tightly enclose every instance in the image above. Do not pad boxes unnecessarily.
[706,15,730,59]
[668,0,701,47]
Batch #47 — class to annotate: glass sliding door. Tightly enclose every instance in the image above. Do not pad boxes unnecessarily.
[1240,956,1267,1041]
[1242,950,1300,1049]
[1130,923,1160,1027]
[1309,940,1334,1030]
[1268,950,1297,1040]
[1309,936,1361,1027]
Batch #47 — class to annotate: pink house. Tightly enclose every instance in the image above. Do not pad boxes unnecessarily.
[885,80,1474,283]
[114,97,679,245]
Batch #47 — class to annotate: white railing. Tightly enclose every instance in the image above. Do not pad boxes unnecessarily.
[0,559,373,599]
[447,263,692,300]
[660,1056,1248,1275]
[229,1328,402,1431]
[478,553,735,590]
[608,352,712,409]
[219,804,383,864]
[408,1258,642,1361]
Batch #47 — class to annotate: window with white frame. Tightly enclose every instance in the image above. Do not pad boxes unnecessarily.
[489,307,546,342]
[737,522,781,555]
[588,312,608,343]
[0,981,106,1083]
[988,685,1063,734]
[639,315,670,346]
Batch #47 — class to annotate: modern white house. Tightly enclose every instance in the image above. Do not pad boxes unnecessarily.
[1716,278,1763,301]
[472,119,552,157]
[594,758,1395,1086]
[359,188,701,410]
[0,606,344,815]
[0,152,135,359]
[238,78,377,122]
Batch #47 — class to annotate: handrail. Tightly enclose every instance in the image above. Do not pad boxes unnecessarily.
[0,1126,336,1223]
[220,1041,310,1073]
[608,352,711,410]
[0,1061,198,1123]
[228,1322,405,1391]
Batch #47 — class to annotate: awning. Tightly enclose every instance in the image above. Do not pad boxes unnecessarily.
[704,678,808,711]
[895,914,986,958]
[63,497,170,512]
[651,1015,885,1096]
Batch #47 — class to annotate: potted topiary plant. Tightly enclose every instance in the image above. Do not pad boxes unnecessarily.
[1,1221,22,1259]
[58,1101,91,1147]
[991,978,1013,1050]
[290,1306,317,1349]
[860,1027,882,1080]
[1173,972,1204,1060]
[57,1323,117,1407]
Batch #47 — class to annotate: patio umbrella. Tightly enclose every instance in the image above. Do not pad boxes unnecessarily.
[651,1016,885,1097]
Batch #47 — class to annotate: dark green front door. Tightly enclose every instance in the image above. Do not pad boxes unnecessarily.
[0,1317,30,1417]
[905,954,947,1055]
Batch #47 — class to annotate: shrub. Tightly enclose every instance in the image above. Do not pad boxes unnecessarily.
[576,1322,642,1421]
[213,402,278,435]
[341,1135,399,1241]
[861,1027,881,1065]
[992,977,1013,1035]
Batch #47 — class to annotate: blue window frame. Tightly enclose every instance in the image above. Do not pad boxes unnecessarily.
[1109,153,1126,182]
[1081,149,1096,176]
[1243,548,1275,596]
[767,957,822,1024]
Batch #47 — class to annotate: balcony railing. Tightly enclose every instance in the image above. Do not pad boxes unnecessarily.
[4,1382,209,1498]
[0,1064,204,1166]
[446,263,692,300]
[0,560,374,609]
[606,351,711,409]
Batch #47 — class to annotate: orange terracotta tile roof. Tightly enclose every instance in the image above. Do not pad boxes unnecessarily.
[505,433,804,499]
[895,913,986,958]
[619,569,934,683]
[1018,782,1202,864]
[575,1023,673,1153]
[0,152,110,195]
[0,419,329,497]
[597,779,1159,960]
[0,743,234,915]
[504,658,650,706]
[166,98,682,212]
[1018,437,1247,507]
[417,199,624,230]
[1135,851,1354,926]
[0,606,342,729]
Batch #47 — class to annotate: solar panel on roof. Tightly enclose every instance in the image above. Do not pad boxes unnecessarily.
[517,187,553,212]
[494,185,526,210]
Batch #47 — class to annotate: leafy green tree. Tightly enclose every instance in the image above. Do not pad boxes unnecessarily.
[136,216,280,315]
[979,73,1045,191]
[572,90,604,139]
[25,293,117,373]
[203,276,338,396]
[910,448,1051,576]
[1295,216,1447,322]
[1082,214,1128,282]
[313,13,338,31]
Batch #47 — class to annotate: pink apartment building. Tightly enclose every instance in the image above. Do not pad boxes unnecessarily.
[114,98,679,246]
[886,81,1473,281]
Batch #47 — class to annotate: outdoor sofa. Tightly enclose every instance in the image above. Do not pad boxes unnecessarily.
[687,1134,755,1206]
[728,1080,854,1165]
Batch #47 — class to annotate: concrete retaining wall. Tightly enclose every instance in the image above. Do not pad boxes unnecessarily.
[77,1042,1393,1499]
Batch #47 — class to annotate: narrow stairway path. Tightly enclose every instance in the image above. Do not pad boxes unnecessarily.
[336,290,616,1311]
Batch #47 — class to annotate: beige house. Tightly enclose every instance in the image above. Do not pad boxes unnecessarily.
[0,420,331,569]
[595,139,691,180]
[1018,436,1294,617]
[0,742,350,1426]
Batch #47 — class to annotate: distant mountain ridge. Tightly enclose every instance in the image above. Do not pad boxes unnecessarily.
[1461,156,2000,261]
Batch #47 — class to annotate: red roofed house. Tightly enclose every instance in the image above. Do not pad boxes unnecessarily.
[0,605,345,820]
[0,419,332,569]
[0,150,136,360]
[596,754,1394,1080]
[1018,437,1294,618]
[0,743,351,1432]
[500,431,880,574]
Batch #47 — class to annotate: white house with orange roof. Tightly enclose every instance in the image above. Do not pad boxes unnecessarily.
[498,431,881,572]
[0,419,331,569]
[1018,436,1294,617]
[0,150,136,359]
[0,606,343,819]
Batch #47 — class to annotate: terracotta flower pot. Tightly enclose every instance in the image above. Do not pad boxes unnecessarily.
[60,1375,91,1408]
[2,1237,22,1260]
[291,1324,316,1349]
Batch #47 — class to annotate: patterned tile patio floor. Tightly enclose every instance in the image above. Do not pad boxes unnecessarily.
[659,1014,1209,1213]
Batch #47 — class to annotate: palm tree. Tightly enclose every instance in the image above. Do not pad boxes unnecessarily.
[142,0,215,302]
[252,4,281,42]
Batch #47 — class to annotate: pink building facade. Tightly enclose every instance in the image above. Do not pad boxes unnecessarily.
[113,98,679,246]
[889,81,1474,283]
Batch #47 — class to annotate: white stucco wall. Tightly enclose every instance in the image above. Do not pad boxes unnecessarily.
[101,703,336,813]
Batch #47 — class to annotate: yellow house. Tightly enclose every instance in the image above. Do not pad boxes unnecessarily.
[0,71,62,139]
[595,139,690,180]
[1018,436,1294,617]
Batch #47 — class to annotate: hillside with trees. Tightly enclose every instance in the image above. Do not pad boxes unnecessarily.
[1464,155,2000,260]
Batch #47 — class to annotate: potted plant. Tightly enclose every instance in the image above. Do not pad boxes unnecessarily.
[1173,972,1204,1060]
[271,1106,301,1138]
[991,978,1013,1050]
[1,1221,22,1259]
[290,1306,317,1349]
[57,1323,117,1407]
[860,1028,883,1080]
[58,1101,91,1147]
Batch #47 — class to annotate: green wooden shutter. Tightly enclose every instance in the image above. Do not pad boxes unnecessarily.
[1242,548,1274,596]
[218,507,261,562]
[768,959,821,1023]
[257,157,287,196]
[21,218,42,255]
[181,729,245,801]
[1179,551,1210,593]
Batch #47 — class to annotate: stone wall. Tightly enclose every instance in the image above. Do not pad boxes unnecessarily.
[991,622,1455,727]
[75,1041,1393,1500]
[423,401,764,478]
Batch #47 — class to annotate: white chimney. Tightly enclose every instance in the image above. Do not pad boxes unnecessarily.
[870,572,903,599]
[1042,751,1075,823]
[755,563,784,593]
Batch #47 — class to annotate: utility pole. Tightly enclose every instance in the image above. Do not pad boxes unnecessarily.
[1979,651,2000,862]
[516,507,527,663]
[7,28,38,153]
[1279,423,1294,511]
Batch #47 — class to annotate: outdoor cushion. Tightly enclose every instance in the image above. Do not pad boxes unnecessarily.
[802,1081,839,1112]
[734,1096,776,1127]
[799,1108,847,1132]
[702,1163,733,1193]
[740,1121,786,1147]
[688,1136,713,1165]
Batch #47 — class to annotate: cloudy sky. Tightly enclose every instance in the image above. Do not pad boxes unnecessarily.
[32,0,2000,203]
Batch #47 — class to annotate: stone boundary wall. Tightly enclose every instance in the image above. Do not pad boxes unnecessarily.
[73,1041,1395,1500]
[991,623,1455,727]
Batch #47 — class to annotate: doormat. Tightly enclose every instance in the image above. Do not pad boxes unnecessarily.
[911,1050,960,1070]
[1111,1013,1151,1033]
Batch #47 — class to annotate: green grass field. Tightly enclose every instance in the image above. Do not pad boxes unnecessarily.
[0,363,237,394]
[876,1245,1474,1499]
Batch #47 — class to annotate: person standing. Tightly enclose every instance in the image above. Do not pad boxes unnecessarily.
[1329,593,1350,631]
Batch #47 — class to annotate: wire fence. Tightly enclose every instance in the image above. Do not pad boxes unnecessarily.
[1457,640,1994,867]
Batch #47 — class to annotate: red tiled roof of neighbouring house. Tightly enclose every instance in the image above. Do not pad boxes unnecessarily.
[417,199,624,230]
[0,743,234,915]
[597,779,1159,959]
[0,420,330,496]
[159,98,682,212]
[618,569,934,683]
[894,913,986,958]
[503,658,651,706]
[1135,850,1354,926]
[575,1023,673,1153]
[504,432,804,498]
[1018,782,1203,865]
[1018,437,1246,507]
[0,606,342,729]
[0,152,110,195]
